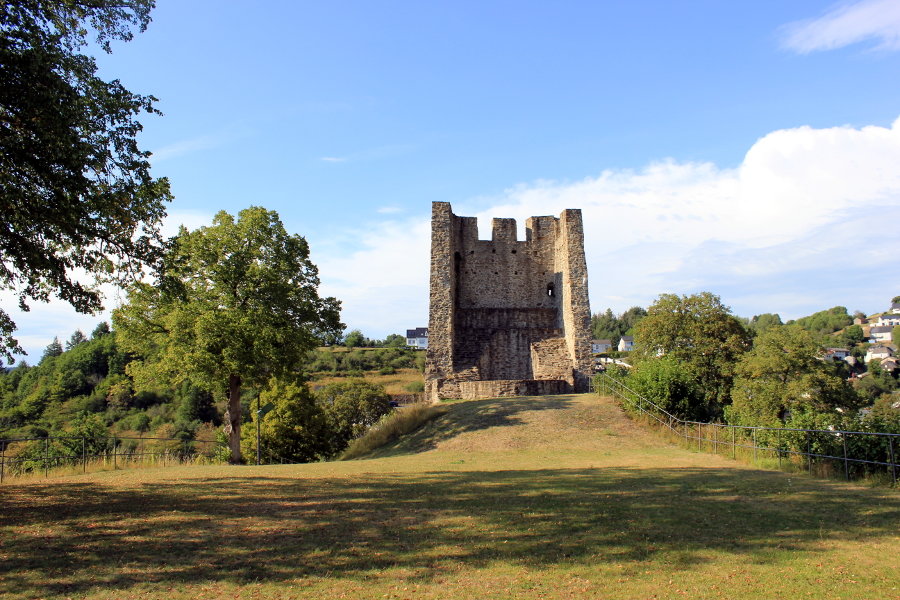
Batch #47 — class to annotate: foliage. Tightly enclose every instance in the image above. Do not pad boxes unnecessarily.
[306,347,420,374]
[632,292,751,418]
[41,338,63,362]
[340,330,409,348]
[65,330,87,351]
[343,329,366,348]
[727,325,860,428]
[627,355,705,421]
[315,379,393,453]
[114,207,343,463]
[240,377,331,464]
[0,0,171,361]
[383,333,407,348]
[590,306,646,347]
[894,325,900,346]
[853,361,899,404]
[787,306,852,335]
[838,324,865,347]
[747,313,782,334]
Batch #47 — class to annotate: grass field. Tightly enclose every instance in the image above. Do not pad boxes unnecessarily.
[1,393,898,599]
[310,367,423,395]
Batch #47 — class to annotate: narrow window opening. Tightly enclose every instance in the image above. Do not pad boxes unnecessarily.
[547,283,555,297]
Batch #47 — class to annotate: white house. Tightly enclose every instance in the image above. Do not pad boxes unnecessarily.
[591,339,612,353]
[865,345,894,363]
[824,348,850,361]
[869,326,894,343]
[406,327,428,349]
[892,302,900,315]
[877,313,900,327]
[618,336,634,352]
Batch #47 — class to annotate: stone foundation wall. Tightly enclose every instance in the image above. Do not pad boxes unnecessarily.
[458,379,571,400]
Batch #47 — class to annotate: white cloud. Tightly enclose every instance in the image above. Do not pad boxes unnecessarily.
[320,156,347,163]
[781,0,900,53]
[314,218,432,336]
[376,206,403,214]
[8,119,900,353]
[315,117,900,337]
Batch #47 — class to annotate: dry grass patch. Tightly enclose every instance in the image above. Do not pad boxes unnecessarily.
[310,367,423,395]
[1,394,898,599]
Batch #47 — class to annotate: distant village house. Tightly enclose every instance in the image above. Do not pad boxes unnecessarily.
[876,313,900,327]
[591,339,612,353]
[406,327,428,349]
[865,345,894,363]
[869,326,894,343]
[617,336,634,352]
[824,348,850,361]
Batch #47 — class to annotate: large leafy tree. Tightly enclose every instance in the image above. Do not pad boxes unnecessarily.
[728,325,859,427]
[0,1,171,362]
[113,207,344,463]
[633,292,751,418]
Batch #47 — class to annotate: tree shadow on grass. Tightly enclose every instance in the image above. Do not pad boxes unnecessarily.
[2,465,899,597]
[375,394,575,456]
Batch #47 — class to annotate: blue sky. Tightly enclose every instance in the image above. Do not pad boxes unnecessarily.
[5,0,900,360]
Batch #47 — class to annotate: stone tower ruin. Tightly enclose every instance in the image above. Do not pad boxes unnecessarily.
[425,202,592,401]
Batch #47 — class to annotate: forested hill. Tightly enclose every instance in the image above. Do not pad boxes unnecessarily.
[0,325,219,442]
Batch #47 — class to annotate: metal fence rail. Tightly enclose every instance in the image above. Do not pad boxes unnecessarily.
[0,434,223,483]
[595,373,899,484]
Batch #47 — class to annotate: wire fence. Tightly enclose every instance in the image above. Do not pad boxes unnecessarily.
[0,434,225,483]
[595,373,899,484]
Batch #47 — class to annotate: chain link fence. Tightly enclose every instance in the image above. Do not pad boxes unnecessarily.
[0,434,226,483]
[595,373,899,484]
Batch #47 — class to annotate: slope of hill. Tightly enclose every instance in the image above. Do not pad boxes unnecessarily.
[1,394,898,599]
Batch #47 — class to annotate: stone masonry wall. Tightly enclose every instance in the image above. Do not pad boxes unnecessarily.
[425,202,591,401]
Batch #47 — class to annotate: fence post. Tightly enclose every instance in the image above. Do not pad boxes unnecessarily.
[697,423,701,452]
[842,434,850,481]
[731,426,735,459]
[753,429,757,464]
[889,436,897,486]
[44,436,50,478]
[82,436,86,473]
[807,431,812,475]
[112,436,117,470]
[777,429,782,469]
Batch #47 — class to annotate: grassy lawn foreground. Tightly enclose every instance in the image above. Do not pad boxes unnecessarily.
[1,394,898,599]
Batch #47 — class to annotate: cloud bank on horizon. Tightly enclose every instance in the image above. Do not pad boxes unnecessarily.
[319,117,900,337]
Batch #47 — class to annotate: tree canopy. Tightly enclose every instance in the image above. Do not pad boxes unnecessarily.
[113,207,344,463]
[633,292,751,417]
[590,306,646,347]
[787,306,852,335]
[0,0,171,362]
[728,325,859,427]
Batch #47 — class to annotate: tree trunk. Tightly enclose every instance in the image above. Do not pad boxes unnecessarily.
[228,374,242,464]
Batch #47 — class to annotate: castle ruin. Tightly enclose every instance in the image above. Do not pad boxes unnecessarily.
[425,202,592,401]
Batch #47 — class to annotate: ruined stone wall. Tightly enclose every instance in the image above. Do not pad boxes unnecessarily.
[425,202,591,401]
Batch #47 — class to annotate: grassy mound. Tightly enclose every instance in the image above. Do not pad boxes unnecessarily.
[340,401,448,460]
[1,393,898,599]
